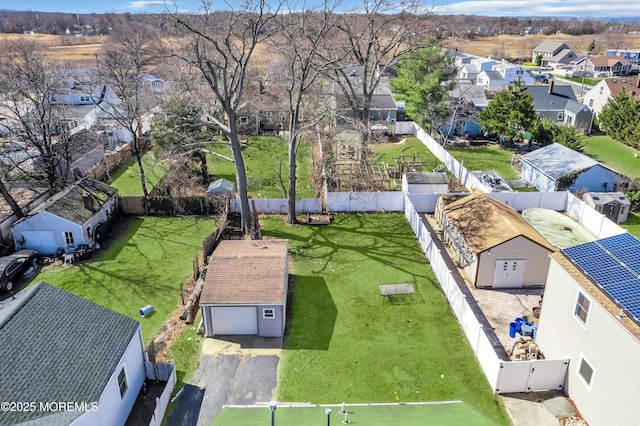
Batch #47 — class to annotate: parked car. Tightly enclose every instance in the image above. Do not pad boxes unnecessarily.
[541,65,554,71]
[0,249,38,292]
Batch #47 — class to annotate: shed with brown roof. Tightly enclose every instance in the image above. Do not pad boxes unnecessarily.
[200,239,289,337]
[437,192,555,288]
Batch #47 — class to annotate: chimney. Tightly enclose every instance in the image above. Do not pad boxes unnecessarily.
[548,79,554,94]
[82,193,93,210]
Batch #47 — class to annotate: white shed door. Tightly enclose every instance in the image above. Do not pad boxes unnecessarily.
[212,307,258,335]
[493,260,526,288]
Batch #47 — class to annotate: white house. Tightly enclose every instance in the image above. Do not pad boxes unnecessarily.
[0,282,145,426]
[12,178,118,254]
[476,63,535,91]
[200,240,289,337]
[456,55,497,82]
[520,143,624,192]
[583,75,640,115]
[536,233,640,426]
[436,192,555,288]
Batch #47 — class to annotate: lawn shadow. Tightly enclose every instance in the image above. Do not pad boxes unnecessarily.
[284,274,336,350]
[384,292,426,306]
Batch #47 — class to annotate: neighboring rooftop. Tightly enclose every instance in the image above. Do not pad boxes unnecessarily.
[520,143,600,179]
[0,282,139,425]
[405,172,449,185]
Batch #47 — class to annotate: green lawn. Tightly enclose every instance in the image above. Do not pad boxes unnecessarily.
[207,136,315,199]
[34,216,216,345]
[447,145,520,180]
[370,137,441,170]
[213,402,495,425]
[262,214,509,425]
[621,212,640,238]
[108,151,168,196]
[582,135,640,178]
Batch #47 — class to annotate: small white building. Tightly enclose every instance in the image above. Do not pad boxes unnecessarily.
[201,240,289,337]
[537,233,640,426]
[12,178,118,254]
[0,282,146,426]
[477,63,535,91]
[402,172,449,193]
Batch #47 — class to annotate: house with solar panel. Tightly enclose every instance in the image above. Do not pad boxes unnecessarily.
[436,193,555,288]
[0,282,146,426]
[535,233,640,425]
[520,143,625,192]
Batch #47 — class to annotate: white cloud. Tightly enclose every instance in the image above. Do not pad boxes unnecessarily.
[433,0,640,17]
[127,1,167,9]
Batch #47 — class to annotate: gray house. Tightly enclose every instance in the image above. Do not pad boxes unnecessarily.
[583,192,631,224]
[520,143,623,192]
[201,240,289,337]
[12,177,118,254]
[525,83,593,132]
[532,41,576,67]
[0,282,145,426]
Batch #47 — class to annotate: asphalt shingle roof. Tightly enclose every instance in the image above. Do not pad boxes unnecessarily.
[0,282,139,425]
[405,172,449,185]
[521,143,599,179]
[201,240,288,305]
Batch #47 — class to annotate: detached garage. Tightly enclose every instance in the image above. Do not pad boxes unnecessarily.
[200,240,289,337]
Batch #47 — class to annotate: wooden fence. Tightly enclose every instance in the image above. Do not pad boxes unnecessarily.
[119,196,216,216]
[84,145,133,181]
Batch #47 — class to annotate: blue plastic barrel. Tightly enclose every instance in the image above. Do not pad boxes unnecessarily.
[509,322,517,338]
[140,305,153,317]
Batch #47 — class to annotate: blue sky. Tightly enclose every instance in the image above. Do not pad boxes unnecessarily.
[5,0,640,18]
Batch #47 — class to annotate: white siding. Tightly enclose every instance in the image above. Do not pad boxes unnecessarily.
[536,259,640,426]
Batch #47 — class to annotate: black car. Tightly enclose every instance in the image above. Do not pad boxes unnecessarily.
[0,249,38,292]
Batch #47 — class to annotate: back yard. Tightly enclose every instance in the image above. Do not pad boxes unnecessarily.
[261,214,510,425]
[582,135,640,178]
[108,151,168,196]
[446,144,520,180]
[34,216,216,345]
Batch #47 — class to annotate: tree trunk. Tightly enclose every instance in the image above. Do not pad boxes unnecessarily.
[228,132,250,234]
[134,147,149,197]
[0,180,24,219]
[287,132,297,225]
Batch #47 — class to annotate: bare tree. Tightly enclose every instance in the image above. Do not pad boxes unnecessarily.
[168,0,279,234]
[273,2,349,224]
[0,38,73,198]
[97,23,160,198]
[327,0,432,140]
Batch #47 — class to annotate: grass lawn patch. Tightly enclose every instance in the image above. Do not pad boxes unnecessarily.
[621,212,640,239]
[582,135,640,178]
[370,137,441,170]
[213,402,495,425]
[207,136,314,199]
[34,216,216,346]
[108,151,167,196]
[447,145,519,180]
[261,214,509,425]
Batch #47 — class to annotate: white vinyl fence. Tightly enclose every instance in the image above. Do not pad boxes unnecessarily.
[147,360,177,426]
[565,192,627,238]
[326,191,405,212]
[231,197,322,214]
[405,196,568,393]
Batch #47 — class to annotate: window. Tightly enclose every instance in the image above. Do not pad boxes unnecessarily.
[239,116,248,125]
[86,226,91,237]
[574,291,591,325]
[80,95,91,102]
[64,232,74,246]
[566,116,573,125]
[263,308,275,319]
[265,111,272,119]
[588,99,594,107]
[557,111,564,121]
[577,355,595,389]
[118,367,128,398]
[599,86,604,94]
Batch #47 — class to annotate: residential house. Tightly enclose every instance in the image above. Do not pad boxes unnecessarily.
[402,172,449,193]
[582,192,631,224]
[525,82,593,132]
[0,187,50,253]
[572,55,632,78]
[532,41,576,67]
[605,49,640,65]
[455,55,497,83]
[0,282,145,426]
[520,143,624,192]
[476,63,535,91]
[436,192,555,288]
[200,240,289,337]
[12,177,118,254]
[583,75,640,115]
[536,233,640,426]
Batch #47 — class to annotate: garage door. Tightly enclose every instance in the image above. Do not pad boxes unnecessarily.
[21,231,57,254]
[212,307,258,335]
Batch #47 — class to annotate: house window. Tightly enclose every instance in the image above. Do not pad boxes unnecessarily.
[577,355,595,389]
[574,291,591,326]
[64,232,74,246]
[118,366,128,399]
[263,308,275,319]
[588,99,594,107]
[599,86,604,94]
[80,95,91,102]
[239,116,248,125]
[566,116,573,125]
[557,112,564,121]
[265,111,272,120]
[86,226,91,237]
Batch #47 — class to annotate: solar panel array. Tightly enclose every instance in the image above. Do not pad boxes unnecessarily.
[562,233,640,323]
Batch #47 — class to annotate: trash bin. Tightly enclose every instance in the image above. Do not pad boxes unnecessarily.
[140,305,153,317]
[509,322,517,338]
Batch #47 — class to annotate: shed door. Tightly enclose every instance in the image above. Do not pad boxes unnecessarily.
[212,307,258,335]
[21,231,56,254]
[493,260,526,288]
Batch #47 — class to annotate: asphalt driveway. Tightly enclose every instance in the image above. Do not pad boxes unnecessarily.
[168,337,281,426]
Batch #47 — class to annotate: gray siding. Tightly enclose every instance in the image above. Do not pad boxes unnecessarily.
[536,259,640,426]
[257,305,284,337]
